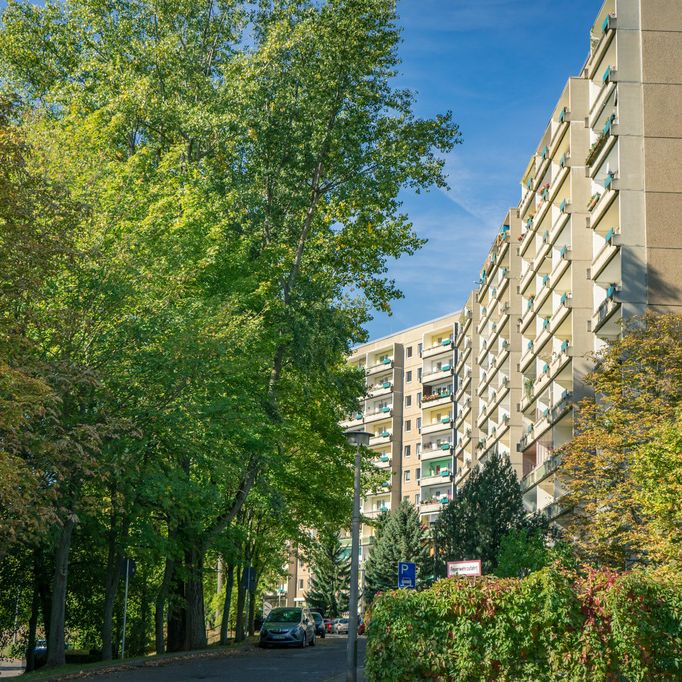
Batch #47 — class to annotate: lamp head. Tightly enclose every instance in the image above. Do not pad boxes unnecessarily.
[345,430,371,447]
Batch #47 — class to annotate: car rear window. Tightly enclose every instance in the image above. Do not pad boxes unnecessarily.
[265,608,301,623]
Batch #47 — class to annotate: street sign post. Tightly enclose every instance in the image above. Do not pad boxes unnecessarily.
[120,558,136,659]
[397,561,416,589]
[447,560,482,577]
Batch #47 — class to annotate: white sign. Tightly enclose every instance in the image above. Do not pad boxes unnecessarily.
[447,560,482,577]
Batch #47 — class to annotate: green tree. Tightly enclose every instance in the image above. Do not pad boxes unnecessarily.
[0,0,460,661]
[364,501,429,603]
[559,313,682,568]
[494,529,554,578]
[304,531,351,618]
[434,452,546,575]
[631,414,682,571]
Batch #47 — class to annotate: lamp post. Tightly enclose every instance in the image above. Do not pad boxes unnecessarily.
[344,430,371,682]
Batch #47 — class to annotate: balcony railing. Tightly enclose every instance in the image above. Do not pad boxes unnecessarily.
[422,338,453,359]
[366,358,393,376]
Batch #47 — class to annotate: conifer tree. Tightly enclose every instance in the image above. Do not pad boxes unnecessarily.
[434,451,545,574]
[304,531,351,618]
[364,501,429,604]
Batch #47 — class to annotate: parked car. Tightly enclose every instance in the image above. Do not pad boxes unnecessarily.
[324,618,333,633]
[310,611,326,638]
[259,607,316,648]
[333,617,349,634]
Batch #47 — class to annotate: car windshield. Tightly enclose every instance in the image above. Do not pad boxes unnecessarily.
[265,608,301,623]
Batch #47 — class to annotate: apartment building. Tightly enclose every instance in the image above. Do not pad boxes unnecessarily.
[475,210,525,479]
[462,0,682,517]
[343,313,460,558]
[283,0,682,604]
[284,312,459,606]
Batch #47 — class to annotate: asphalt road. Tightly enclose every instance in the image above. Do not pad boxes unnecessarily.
[93,635,366,682]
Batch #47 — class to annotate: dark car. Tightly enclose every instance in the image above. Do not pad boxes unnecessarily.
[310,611,326,638]
[259,607,316,648]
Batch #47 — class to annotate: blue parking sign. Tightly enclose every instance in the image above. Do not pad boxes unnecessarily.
[397,561,416,589]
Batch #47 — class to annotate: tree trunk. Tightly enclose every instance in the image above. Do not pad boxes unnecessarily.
[155,555,175,655]
[25,567,40,673]
[102,514,127,660]
[234,566,246,643]
[166,570,186,653]
[219,562,235,645]
[184,548,207,650]
[46,516,75,667]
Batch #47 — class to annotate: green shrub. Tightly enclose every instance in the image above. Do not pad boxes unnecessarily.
[365,565,682,681]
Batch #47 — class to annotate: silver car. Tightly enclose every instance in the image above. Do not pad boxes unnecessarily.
[259,607,316,648]
[333,617,349,634]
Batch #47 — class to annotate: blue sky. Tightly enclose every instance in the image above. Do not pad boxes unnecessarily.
[366,0,600,339]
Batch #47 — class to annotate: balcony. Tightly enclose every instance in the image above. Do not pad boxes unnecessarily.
[422,391,454,410]
[421,364,454,385]
[366,358,393,376]
[550,390,573,424]
[421,442,454,461]
[587,178,618,232]
[591,284,620,334]
[455,373,471,402]
[422,418,453,436]
[419,501,445,515]
[455,345,471,374]
[374,453,391,469]
[585,12,616,81]
[422,338,453,360]
[340,412,364,429]
[586,115,617,173]
[367,380,393,398]
[365,406,392,424]
[421,470,452,488]
[591,228,620,282]
[369,432,392,446]
[362,508,389,519]
[520,454,561,493]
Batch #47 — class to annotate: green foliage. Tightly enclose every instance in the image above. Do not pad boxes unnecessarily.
[0,0,460,660]
[304,531,351,618]
[365,565,682,682]
[559,313,682,568]
[494,529,549,578]
[364,501,429,603]
[434,451,547,574]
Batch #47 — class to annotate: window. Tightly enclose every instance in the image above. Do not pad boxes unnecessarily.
[407,346,413,358]
[403,495,409,502]
[416,442,422,456]
[417,368,422,380]
[404,470,411,482]
[416,467,421,481]
[405,394,412,407]
[418,343,423,355]
[405,419,411,431]
[299,579,304,589]
[417,391,422,405]
[417,417,422,431]
[406,370,412,383]
[415,493,421,504]
[404,444,411,458]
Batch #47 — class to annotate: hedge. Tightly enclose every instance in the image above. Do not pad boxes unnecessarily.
[365,565,682,681]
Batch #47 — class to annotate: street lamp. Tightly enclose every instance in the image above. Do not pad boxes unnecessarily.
[344,430,371,682]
